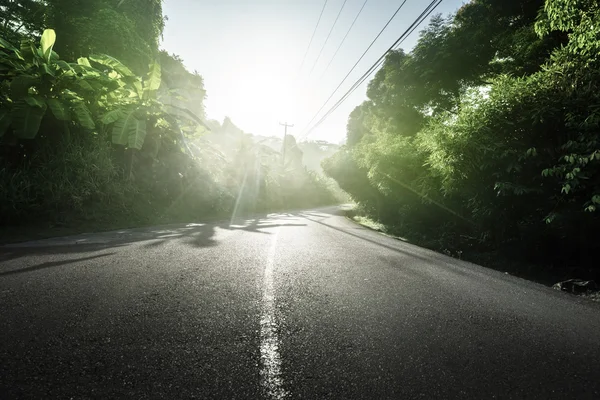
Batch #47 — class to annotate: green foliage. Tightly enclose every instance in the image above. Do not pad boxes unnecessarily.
[0,23,336,231]
[44,0,164,74]
[325,0,600,273]
[0,29,101,140]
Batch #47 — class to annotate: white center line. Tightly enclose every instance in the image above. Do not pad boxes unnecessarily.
[260,228,287,399]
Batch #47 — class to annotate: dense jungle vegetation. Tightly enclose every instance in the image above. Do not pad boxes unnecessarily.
[323,0,600,281]
[0,0,338,239]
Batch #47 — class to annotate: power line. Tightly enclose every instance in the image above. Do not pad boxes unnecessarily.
[301,0,444,139]
[308,0,349,76]
[300,0,410,133]
[304,0,443,138]
[298,0,329,74]
[320,0,370,79]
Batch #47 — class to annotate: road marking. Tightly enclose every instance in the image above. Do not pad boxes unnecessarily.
[260,228,287,399]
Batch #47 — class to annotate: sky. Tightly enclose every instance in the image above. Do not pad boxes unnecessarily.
[161,0,468,144]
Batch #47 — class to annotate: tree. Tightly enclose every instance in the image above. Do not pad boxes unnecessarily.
[324,0,600,272]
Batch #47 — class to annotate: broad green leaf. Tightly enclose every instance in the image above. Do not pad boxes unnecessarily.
[144,61,161,96]
[90,54,134,77]
[49,50,60,62]
[71,101,95,130]
[112,111,137,146]
[0,37,17,52]
[19,40,37,63]
[55,60,72,71]
[76,80,94,92]
[0,109,12,137]
[40,63,56,77]
[128,119,147,150]
[101,109,125,125]
[40,29,56,62]
[77,57,92,67]
[47,98,69,121]
[12,101,47,139]
[24,95,45,108]
[132,80,143,99]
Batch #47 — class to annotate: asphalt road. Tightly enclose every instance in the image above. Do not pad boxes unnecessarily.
[1,207,600,399]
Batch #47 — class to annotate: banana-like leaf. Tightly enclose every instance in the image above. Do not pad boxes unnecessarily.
[112,113,147,149]
[112,111,137,146]
[55,60,72,71]
[77,57,92,67]
[101,109,125,125]
[132,80,143,99]
[128,119,147,150]
[12,101,47,139]
[0,37,17,52]
[144,61,161,98]
[0,109,12,137]
[40,63,56,77]
[90,54,134,77]
[76,80,94,92]
[47,98,70,121]
[71,101,95,130]
[19,40,36,62]
[24,95,45,108]
[40,29,56,62]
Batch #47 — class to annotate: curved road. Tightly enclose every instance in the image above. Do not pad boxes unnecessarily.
[1,207,599,399]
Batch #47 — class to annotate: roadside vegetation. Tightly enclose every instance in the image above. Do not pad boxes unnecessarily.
[0,1,338,242]
[323,0,600,283]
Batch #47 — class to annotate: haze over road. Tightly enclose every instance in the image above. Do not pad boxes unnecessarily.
[1,207,599,399]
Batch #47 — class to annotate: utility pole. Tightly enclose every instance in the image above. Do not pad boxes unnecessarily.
[279,122,294,167]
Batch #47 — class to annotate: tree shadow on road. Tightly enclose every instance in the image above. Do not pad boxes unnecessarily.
[0,253,116,277]
[0,213,308,263]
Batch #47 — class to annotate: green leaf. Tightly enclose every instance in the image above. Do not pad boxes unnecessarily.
[40,63,57,77]
[90,54,134,77]
[132,80,143,99]
[55,60,72,71]
[40,29,56,62]
[112,111,137,146]
[71,101,95,130]
[0,109,12,137]
[144,61,161,97]
[128,119,147,150]
[24,95,45,108]
[101,109,125,125]
[47,98,70,121]
[49,50,60,62]
[76,80,94,92]
[77,57,92,67]
[0,37,18,52]
[111,111,148,150]
[12,101,47,139]
[19,40,37,63]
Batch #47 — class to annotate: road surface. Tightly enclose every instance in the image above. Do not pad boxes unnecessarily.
[1,207,599,399]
